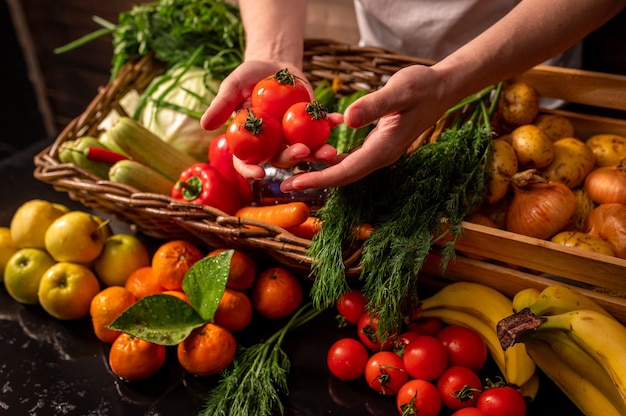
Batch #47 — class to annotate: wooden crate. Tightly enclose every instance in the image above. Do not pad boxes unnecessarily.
[422,64,626,323]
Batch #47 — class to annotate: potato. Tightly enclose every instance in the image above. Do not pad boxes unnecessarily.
[510,124,555,169]
[533,114,575,141]
[498,82,540,127]
[540,137,595,188]
[585,133,626,167]
[550,231,615,257]
[485,139,518,204]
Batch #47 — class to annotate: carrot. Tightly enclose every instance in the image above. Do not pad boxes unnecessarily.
[351,223,375,240]
[235,202,310,230]
[287,216,323,239]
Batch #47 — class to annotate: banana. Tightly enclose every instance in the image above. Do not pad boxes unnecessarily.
[534,329,626,413]
[524,338,624,416]
[419,307,536,387]
[538,309,626,402]
[512,287,541,313]
[529,284,614,318]
[517,370,540,402]
[419,281,515,327]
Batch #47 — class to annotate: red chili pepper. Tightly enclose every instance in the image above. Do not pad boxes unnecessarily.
[208,133,254,204]
[171,162,242,215]
[86,147,129,164]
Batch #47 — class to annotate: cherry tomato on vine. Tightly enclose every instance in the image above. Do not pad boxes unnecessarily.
[407,317,445,337]
[437,324,488,372]
[476,383,526,416]
[326,338,369,381]
[396,379,441,416]
[403,334,448,380]
[282,100,331,149]
[251,68,310,120]
[364,351,408,395]
[357,312,399,351]
[436,365,483,410]
[225,107,285,164]
[336,289,367,325]
[392,331,421,356]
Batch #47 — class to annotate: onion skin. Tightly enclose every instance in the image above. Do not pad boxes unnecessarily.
[506,170,576,239]
[584,159,626,205]
[585,203,626,259]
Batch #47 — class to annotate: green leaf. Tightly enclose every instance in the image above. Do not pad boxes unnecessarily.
[108,294,205,345]
[183,250,232,321]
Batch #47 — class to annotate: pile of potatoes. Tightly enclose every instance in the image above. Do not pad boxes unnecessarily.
[475,81,626,256]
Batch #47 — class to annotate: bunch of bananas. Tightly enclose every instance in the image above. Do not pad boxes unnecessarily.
[499,284,626,416]
[412,281,538,397]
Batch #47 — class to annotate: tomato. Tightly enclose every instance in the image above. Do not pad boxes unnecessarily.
[208,133,254,204]
[282,101,331,149]
[436,324,488,372]
[392,331,421,356]
[357,312,399,351]
[396,379,441,416]
[436,365,483,410]
[336,289,367,325]
[326,338,369,381]
[251,68,310,120]
[476,384,527,416]
[364,351,408,395]
[402,334,448,380]
[452,408,486,416]
[225,107,285,164]
[407,317,445,336]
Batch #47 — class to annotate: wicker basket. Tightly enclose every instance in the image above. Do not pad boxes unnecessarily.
[34,39,626,316]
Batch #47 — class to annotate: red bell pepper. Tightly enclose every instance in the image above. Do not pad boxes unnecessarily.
[208,134,254,204]
[171,162,242,215]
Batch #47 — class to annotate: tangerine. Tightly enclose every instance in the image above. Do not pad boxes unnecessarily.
[124,266,164,299]
[206,248,256,291]
[213,288,253,331]
[177,323,237,376]
[152,240,203,291]
[109,333,166,381]
[90,286,137,343]
[162,290,191,305]
[251,266,303,319]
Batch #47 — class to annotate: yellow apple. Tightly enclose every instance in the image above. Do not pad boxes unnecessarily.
[44,211,108,263]
[0,227,19,282]
[37,262,101,320]
[4,248,57,304]
[93,233,151,286]
[10,199,70,249]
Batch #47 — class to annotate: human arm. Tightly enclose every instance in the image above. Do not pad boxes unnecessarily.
[279,0,626,191]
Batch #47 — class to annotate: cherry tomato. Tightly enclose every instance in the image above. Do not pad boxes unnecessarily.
[476,384,527,416]
[403,334,448,380]
[437,325,488,372]
[364,351,408,395]
[392,331,421,356]
[357,312,399,351]
[251,68,310,120]
[226,107,285,164]
[326,338,369,381]
[208,133,254,204]
[396,379,441,416]
[436,365,483,410]
[336,289,367,326]
[407,317,445,336]
[282,101,331,149]
[452,408,486,416]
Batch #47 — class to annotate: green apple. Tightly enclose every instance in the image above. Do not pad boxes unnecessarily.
[0,227,19,282]
[37,262,101,320]
[93,233,151,286]
[10,199,70,249]
[44,211,108,263]
[4,248,57,304]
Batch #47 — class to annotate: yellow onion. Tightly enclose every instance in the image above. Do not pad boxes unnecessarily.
[585,203,626,259]
[584,159,626,205]
[505,169,576,239]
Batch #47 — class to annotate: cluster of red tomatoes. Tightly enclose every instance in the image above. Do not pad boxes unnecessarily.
[327,289,527,416]
[225,68,332,164]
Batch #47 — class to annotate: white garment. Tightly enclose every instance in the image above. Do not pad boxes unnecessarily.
[353,0,582,69]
